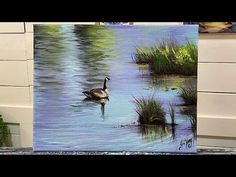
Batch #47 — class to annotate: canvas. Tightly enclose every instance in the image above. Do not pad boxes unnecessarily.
[33,24,198,153]
[184,22,236,33]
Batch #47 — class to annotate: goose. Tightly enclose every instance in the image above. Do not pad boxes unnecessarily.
[82,77,110,99]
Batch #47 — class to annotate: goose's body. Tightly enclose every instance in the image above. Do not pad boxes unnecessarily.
[83,88,108,99]
[83,77,110,99]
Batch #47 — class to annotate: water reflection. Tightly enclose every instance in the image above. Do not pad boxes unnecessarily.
[149,75,197,92]
[171,125,176,140]
[180,106,197,136]
[34,25,66,67]
[34,25,67,93]
[83,98,109,117]
[139,125,170,142]
[74,25,116,91]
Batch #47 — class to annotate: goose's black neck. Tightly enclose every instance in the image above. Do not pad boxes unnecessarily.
[103,79,107,90]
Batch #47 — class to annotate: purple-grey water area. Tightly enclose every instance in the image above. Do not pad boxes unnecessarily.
[34,25,198,152]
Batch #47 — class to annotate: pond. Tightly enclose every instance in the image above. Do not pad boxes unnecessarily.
[34,25,197,152]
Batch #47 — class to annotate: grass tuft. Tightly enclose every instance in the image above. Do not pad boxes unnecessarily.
[133,96,166,125]
[180,85,197,105]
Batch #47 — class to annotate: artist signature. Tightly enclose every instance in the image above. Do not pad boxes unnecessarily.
[179,137,193,151]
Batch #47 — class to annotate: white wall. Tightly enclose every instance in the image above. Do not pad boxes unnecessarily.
[0,23,33,147]
[197,34,236,146]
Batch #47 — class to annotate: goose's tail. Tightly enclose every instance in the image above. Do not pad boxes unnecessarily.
[82,91,93,98]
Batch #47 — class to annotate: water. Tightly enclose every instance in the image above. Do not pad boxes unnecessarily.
[34,25,198,152]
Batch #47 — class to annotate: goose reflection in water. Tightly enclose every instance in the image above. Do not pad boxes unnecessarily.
[83,97,109,117]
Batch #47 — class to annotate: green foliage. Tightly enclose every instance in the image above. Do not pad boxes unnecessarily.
[189,115,197,131]
[133,96,166,125]
[0,115,12,147]
[180,107,197,131]
[180,85,197,105]
[132,47,155,64]
[133,39,198,75]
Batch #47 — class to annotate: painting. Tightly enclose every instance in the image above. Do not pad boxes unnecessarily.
[184,22,236,33]
[33,24,198,153]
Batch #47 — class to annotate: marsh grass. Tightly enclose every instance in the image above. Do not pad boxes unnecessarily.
[180,85,197,105]
[133,96,166,125]
[180,106,197,131]
[189,115,197,131]
[132,47,155,64]
[0,115,12,147]
[133,39,197,75]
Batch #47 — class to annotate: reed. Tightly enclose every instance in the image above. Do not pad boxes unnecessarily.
[133,96,166,125]
[180,85,197,105]
[133,39,197,75]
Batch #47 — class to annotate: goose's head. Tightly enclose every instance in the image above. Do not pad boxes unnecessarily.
[105,77,110,81]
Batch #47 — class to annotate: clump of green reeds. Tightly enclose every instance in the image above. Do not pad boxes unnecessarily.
[180,107,197,131]
[180,85,197,105]
[133,39,197,75]
[189,114,197,131]
[133,96,166,125]
[132,47,155,64]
